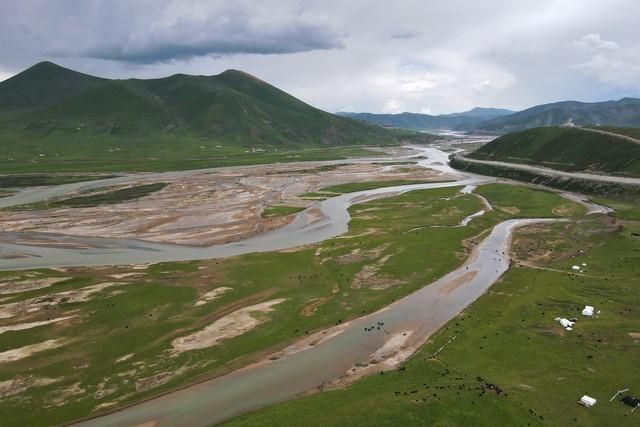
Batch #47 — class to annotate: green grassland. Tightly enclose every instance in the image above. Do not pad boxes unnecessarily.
[5,183,168,211]
[476,184,586,217]
[261,205,306,218]
[0,184,584,426]
[224,211,640,427]
[469,126,640,176]
[0,133,385,173]
[321,179,447,194]
[50,183,168,208]
[591,197,640,221]
[299,191,339,200]
[0,174,115,188]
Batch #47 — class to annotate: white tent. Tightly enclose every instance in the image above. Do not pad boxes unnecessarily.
[582,305,594,316]
[580,395,597,407]
[559,318,575,329]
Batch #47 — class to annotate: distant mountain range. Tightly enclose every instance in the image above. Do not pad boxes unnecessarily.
[338,107,514,131]
[342,98,640,134]
[0,61,394,147]
[472,98,640,133]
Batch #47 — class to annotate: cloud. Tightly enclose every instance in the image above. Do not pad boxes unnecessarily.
[574,33,619,50]
[572,33,640,89]
[574,52,640,87]
[68,27,342,63]
[51,4,343,63]
[1,0,639,113]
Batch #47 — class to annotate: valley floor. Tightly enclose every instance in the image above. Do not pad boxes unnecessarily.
[0,183,588,426]
[0,143,637,427]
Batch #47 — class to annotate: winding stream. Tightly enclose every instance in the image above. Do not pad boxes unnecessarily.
[74,218,552,427]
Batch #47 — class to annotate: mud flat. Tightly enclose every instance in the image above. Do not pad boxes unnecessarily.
[0,158,449,246]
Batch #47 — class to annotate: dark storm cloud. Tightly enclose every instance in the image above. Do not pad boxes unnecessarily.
[55,13,343,63]
[1,0,344,66]
[73,29,342,63]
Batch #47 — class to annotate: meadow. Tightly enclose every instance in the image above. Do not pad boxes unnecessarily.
[225,202,640,427]
[0,133,384,173]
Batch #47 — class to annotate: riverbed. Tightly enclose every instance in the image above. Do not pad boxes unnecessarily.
[0,146,485,271]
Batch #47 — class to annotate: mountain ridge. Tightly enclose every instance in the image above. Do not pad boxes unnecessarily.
[338,107,515,131]
[342,98,640,134]
[0,61,108,114]
[472,97,640,133]
[0,61,396,147]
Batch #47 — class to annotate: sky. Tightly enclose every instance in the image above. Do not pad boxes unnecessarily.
[1,0,639,115]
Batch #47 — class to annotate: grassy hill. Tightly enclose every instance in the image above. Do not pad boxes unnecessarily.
[474,98,640,133]
[592,126,640,139]
[0,62,107,117]
[469,126,640,176]
[0,62,410,172]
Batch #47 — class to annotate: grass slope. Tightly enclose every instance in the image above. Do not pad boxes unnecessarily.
[593,126,640,139]
[469,126,640,176]
[0,62,106,116]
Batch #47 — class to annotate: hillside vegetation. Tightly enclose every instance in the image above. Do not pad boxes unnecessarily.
[592,126,640,139]
[469,126,640,176]
[0,62,411,172]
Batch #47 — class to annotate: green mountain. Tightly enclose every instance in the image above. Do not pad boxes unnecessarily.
[1,62,394,145]
[0,61,107,116]
[468,126,640,176]
[473,98,640,133]
[339,107,514,131]
[0,62,411,172]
